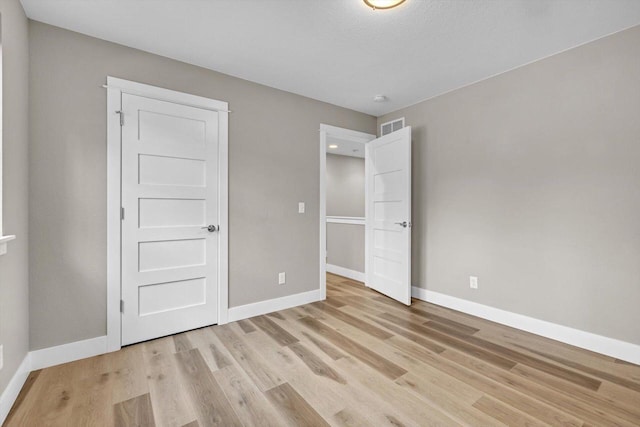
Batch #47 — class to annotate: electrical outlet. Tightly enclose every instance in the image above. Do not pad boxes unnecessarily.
[470,276,478,289]
[298,202,305,213]
[278,272,286,285]
[0,345,3,371]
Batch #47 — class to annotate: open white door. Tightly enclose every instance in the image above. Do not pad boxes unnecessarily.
[121,93,220,345]
[365,126,412,305]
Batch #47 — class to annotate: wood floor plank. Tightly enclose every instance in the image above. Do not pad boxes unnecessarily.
[419,313,480,335]
[288,342,347,384]
[366,314,446,354]
[379,312,518,370]
[323,297,347,308]
[187,326,238,374]
[298,316,407,380]
[250,315,299,346]
[69,371,115,426]
[110,345,150,405]
[333,356,463,426]
[173,333,193,353]
[311,301,393,340]
[212,364,286,427]
[597,382,640,411]
[444,349,635,427]
[212,324,285,391]
[511,364,640,425]
[142,348,196,427]
[301,331,347,360]
[396,373,508,426]
[264,383,331,427]
[520,346,640,393]
[237,319,257,333]
[174,348,242,426]
[113,393,156,427]
[472,395,549,427]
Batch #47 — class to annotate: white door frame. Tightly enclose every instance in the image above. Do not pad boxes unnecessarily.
[106,76,229,352]
[319,124,375,299]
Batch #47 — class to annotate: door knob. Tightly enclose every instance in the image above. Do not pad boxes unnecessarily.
[395,221,409,228]
[201,225,218,232]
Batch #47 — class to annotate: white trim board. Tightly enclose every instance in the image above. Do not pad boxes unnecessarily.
[0,354,31,425]
[326,216,365,225]
[326,264,365,283]
[411,287,640,365]
[30,336,108,371]
[227,289,322,323]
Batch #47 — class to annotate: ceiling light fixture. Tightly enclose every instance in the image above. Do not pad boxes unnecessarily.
[329,144,338,149]
[363,0,406,10]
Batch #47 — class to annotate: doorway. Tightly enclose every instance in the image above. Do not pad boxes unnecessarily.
[319,123,413,305]
[319,125,375,299]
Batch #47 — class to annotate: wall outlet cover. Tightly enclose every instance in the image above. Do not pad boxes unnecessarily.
[298,202,305,213]
[470,276,478,289]
[278,272,286,285]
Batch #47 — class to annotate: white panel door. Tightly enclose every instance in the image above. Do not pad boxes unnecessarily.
[121,93,219,345]
[366,126,412,305]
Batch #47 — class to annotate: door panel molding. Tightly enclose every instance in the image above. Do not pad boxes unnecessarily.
[107,76,229,352]
[365,126,412,305]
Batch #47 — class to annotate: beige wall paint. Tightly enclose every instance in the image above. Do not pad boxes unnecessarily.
[378,25,640,345]
[326,154,365,217]
[327,154,365,272]
[28,21,375,350]
[327,223,365,273]
[0,0,30,396]
[326,154,365,272]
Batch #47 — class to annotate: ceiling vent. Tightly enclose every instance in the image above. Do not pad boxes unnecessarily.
[380,117,405,136]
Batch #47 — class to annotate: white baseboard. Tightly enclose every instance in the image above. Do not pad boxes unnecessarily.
[412,286,640,365]
[0,353,31,425]
[30,336,108,371]
[228,289,322,322]
[326,264,365,282]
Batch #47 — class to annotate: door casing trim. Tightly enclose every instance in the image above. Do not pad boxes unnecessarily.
[106,76,229,352]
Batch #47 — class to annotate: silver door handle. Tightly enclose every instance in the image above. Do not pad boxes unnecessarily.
[395,221,409,228]
[201,225,218,232]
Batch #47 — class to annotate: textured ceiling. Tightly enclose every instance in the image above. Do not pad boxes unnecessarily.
[20,0,640,116]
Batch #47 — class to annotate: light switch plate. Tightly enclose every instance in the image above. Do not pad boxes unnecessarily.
[298,202,305,213]
[278,272,286,285]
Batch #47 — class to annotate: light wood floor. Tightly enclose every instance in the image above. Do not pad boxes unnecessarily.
[6,274,640,426]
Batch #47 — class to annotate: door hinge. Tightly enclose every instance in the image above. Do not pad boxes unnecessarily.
[116,110,124,126]
[121,207,125,220]
[120,300,124,313]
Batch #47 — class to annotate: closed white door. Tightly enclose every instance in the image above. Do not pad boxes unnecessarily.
[365,126,412,305]
[121,93,220,345]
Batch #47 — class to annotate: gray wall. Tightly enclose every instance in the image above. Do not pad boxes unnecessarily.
[0,0,30,396]
[327,223,365,273]
[378,25,640,345]
[326,154,365,217]
[28,21,375,350]
[326,154,365,273]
